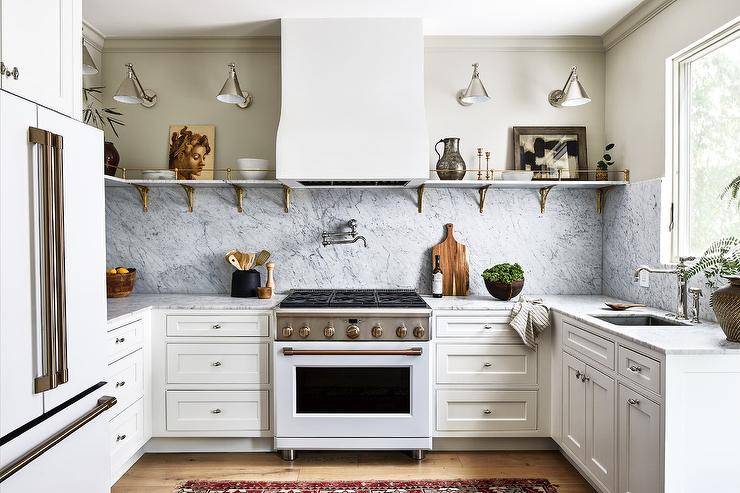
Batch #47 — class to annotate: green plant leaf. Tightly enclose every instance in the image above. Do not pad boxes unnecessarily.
[603,154,612,161]
[482,263,524,283]
[605,143,615,150]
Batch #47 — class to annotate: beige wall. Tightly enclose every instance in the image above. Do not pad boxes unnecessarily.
[605,0,740,182]
[96,36,605,175]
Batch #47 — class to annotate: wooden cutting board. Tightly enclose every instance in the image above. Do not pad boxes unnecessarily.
[432,223,469,296]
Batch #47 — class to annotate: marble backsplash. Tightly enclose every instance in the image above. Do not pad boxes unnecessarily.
[105,186,603,296]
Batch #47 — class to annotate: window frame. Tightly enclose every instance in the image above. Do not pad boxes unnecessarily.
[669,20,740,260]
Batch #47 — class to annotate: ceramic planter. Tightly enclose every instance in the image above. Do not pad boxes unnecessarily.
[712,276,740,342]
[484,279,524,301]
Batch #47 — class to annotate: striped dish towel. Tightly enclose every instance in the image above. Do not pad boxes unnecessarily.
[509,297,550,350]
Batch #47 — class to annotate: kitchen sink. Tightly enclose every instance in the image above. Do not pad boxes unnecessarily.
[591,314,689,326]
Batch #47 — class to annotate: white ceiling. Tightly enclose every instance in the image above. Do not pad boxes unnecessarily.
[83,0,645,38]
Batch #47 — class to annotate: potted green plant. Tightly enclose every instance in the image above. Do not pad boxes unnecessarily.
[595,143,615,181]
[83,86,125,176]
[482,263,525,301]
[685,237,740,341]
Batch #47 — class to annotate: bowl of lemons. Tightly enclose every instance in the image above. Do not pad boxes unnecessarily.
[106,266,137,298]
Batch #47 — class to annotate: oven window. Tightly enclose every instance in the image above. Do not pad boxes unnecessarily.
[296,367,410,414]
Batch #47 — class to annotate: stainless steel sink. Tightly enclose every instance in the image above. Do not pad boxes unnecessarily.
[591,314,689,327]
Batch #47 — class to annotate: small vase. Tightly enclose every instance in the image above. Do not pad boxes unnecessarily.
[104,141,120,177]
[595,170,608,181]
[712,276,740,342]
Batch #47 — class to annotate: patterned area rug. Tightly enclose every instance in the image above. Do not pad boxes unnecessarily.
[175,479,558,493]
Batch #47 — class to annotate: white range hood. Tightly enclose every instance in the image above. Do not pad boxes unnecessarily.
[276,18,428,188]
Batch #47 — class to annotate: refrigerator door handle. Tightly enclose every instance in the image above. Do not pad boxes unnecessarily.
[51,133,68,385]
[29,127,58,394]
[0,396,116,484]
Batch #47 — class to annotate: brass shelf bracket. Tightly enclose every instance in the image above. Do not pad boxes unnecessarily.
[232,184,245,213]
[417,184,425,213]
[478,185,490,213]
[132,184,149,212]
[283,185,291,213]
[596,186,615,214]
[538,185,555,213]
[180,184,195,212]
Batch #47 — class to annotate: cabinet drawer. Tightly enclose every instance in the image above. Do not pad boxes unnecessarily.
[166,390,268,431]
[436,314,517,341]
[166,314,269,337]
[436,390,537,431]
[436,344,537,385]
[618,346,661,395]
[166,343,268,384]
[107,318,144,362]
[108,349,144,411]
[110,398,145,473]
[563,321,615,370]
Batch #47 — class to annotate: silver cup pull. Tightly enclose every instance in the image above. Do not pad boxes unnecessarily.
[115,381,126,388]
[483,362,492,367]
[629,365,642,373]
[211,361,222,367]
[483,325,493,330]
[116,434,127,442]
[212,324,222,329]
[482,409,492,415]
[211,408,222,414]
[628,398,640,406]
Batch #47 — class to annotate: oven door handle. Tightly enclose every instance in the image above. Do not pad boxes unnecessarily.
[281,347,423,356]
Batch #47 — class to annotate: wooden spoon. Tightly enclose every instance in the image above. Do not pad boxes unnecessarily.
[604,302,646,311]
[225,250,242,270]
[254,249,271,266]
[244,252,256,270]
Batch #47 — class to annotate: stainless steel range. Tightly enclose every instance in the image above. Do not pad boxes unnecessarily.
[274,289,431,460]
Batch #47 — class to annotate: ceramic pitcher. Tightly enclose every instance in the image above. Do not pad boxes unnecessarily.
[435,137,466,180]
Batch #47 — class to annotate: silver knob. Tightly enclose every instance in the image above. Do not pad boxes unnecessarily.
[281,326,294,338]
[115,381,125,388]
[396,325,408,338]
[298,325,311,338]
[115,337,125,344]
[212,324,222,329]
[575,370,583,380]
[211,361,222,367]
[629,365,642,373]
[483,325,493,330]
[10,67,18,80]
[413,325,426,339]
[211,408,222,414]
[581,374,590,382]
[346,325,360,339]
[371,324,383,338]
[483,362,492,367]
[324,325,335,338]
[628,398,640,406]
[116,434,127,441]
[482,409,492,415]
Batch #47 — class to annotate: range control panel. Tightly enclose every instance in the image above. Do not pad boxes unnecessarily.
[275,313,430,341]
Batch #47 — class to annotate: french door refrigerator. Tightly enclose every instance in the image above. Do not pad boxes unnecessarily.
[0,90,114,491]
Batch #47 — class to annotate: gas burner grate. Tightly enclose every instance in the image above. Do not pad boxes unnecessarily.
[280,289,427,309]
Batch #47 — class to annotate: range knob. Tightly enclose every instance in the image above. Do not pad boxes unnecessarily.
[371,324,383,338]
[281,326,294,338]
[413,325,426,339]
[324,325,335,338]
[346,324,360,339]
[298,325,311,338]
[396,324,408,338]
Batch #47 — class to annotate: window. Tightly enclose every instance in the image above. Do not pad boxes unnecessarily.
[671,23,740,259]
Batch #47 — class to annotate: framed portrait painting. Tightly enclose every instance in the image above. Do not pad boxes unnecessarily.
[513,126,587,180]
[168,124,215,180]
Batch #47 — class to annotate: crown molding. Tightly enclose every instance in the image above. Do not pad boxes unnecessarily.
[102,37,280,54]
[425,35,604,52]
[603,0,678,51]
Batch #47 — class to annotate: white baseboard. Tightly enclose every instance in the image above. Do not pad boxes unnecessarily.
[144,437,274,453]
[432,437,558,451]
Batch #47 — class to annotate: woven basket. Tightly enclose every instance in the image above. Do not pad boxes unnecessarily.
[712,276,740,342]
[106,268,137,298]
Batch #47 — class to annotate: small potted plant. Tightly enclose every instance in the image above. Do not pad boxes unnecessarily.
[595,143,615,181]
[83,86,125,176]
[482,263,525,301]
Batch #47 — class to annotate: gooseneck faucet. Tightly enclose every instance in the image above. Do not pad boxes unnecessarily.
[633,256,695,320]
[322,219,368,248]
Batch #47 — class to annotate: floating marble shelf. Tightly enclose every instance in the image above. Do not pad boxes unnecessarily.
[104,176,627,214]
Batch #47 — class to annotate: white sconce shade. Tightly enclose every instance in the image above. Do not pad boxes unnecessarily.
[114,63,157,107]
[82,42,98,76]
[549,66,591,107]
[457,63,490,106]
[217,63,252,109]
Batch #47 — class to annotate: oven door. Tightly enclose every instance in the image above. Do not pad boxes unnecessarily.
[274,341,430,438]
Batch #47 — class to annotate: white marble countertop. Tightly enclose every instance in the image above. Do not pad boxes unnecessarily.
[108,293,739,355]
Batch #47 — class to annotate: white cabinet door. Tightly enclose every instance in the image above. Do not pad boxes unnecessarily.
[37,107,106,409]
[0,92,42,436]
[562,351,587,463]
[0,0,79,117]
[618,385,661,493]
[586,365,616,493]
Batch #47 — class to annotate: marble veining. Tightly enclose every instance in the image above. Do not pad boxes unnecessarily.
[106,186,603,296]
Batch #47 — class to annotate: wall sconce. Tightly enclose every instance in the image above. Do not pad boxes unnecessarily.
[548,65,591,107]
[82,41,98,76]
[217,63,252,109]
[113,63,157,107]
[457,62,490,106]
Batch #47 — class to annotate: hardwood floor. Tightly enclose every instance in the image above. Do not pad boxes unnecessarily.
[112,451,596,493]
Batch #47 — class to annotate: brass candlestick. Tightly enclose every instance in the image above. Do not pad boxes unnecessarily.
[485,151,491,180]
[476,148,483,180]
